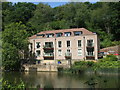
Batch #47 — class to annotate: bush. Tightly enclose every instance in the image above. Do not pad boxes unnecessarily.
[106,55,118,61]
[86,61,95,67]
[99,55,118,62]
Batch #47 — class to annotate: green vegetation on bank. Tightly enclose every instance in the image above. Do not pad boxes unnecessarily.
[67,55,120,73]
[1,78,25,89]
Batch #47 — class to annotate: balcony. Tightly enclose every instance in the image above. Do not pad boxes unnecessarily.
[87,43,94,48]
[43,53,54,60]
[43,53,54,57]
[86,54,95,60]
[65,53,72,59]
[43,45,54,50]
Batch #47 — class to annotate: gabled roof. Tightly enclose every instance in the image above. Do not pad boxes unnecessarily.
[29,28,95,39]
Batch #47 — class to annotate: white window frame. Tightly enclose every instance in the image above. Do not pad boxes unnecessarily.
[36,42,40,48]
[78,49,82,56]
[58,49,62,56]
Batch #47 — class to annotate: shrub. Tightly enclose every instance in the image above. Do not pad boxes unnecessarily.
[86,61,95,67]
[106,55,118,61]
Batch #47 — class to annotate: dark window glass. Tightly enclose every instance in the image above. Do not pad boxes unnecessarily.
[78,40,81,47]
[58,41,62,47]
[64,32,71,36]
[67,41,70,47]
[74,31,82,36]
[56,33,62,37]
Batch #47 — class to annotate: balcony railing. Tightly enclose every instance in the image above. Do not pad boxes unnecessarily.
[65,53,72,57]
[43,45,54,49]
[86,54,95,56]
[43,53,54,57]
[87,43,94,47]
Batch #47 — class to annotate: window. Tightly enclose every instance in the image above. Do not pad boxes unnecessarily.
[36,42,40,48]
[64,32,71,36]
[58,50,62,56]
[67,49,70,53]
[74,31,82,36]
[36,50,40,56]
[56,33,62,37]
[78,49,82,56]
[36,34,45,37]
[87,51,94,56]
[87,40,93,47]
[45,42,53,48]
[58,41,62,48]
[46,33,54,38]
[67,41,70,47]
[78,40,81,47]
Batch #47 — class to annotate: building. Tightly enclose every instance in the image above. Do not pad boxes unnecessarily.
[29,28,99,64]
[100,45,120,60]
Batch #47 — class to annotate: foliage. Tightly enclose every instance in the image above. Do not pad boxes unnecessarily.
[2,22,29,70]
[72,61,95,71]
[71,55,119,73]
[2,2,120,48]
[2,79,25,89]
[101,55,118,61]
[93,55,119,71]
[1,2,120,70]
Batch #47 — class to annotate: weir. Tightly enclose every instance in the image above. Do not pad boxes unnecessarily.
[23,64,70,72]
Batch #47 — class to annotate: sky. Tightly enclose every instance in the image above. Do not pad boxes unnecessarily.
[6,0,100,8]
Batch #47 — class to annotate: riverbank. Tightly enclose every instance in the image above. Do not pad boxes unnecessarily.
[63,55,120,74]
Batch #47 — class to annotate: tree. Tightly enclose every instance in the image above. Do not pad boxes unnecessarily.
[2,2,36,27]
[2,22,29,70]
[29,3,54,32]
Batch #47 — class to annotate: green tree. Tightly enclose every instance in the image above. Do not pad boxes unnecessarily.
[2,22,29,70]
[29,3,54,32]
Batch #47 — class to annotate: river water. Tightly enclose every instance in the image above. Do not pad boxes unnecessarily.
[2,71,119,88]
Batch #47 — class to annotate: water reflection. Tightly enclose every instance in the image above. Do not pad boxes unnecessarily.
[2,71,119,88]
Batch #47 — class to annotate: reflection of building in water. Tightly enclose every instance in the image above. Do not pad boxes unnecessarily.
[29,28,99,65]
[23,72,88,88]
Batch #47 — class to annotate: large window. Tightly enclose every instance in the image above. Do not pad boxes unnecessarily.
[36,50,40,56]
[74,31,82,36]
[56,33,62,37]
[36,42,40,48]
[46,33,54,38]
[87,40,93,47]
[67,49,70,53]
[78,40,81,47]
[87,51,94,56]
[45,42,53,48]
[58,41,62,48]
[58,49,62,56]
[78,49,82,56]
[64,32,71,36]
[67,41,70,47]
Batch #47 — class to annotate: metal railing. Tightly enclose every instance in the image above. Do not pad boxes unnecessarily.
[43,45,53,48]
[87,43,94,47]
[65,53,72,56]
[86,54,95,56]
[43,53,54,56]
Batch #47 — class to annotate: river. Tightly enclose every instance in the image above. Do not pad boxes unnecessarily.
[2,71,119,88]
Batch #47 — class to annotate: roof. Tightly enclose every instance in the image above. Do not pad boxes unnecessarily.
[100,45,120,54]
[29,28,95,39]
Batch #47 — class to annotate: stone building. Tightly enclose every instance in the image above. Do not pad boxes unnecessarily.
[29,28,99,64]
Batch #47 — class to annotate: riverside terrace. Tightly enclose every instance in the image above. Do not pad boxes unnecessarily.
[28,28,99,65]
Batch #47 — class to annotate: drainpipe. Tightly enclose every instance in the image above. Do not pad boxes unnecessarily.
[33,40,35,54]
[55,38,56,65]
[83,37,86,61]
